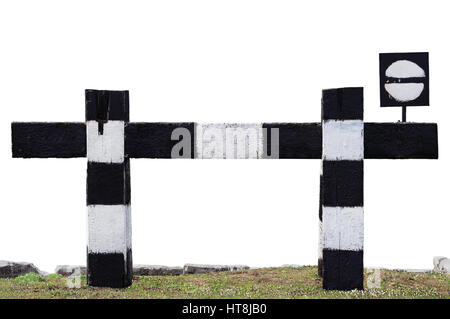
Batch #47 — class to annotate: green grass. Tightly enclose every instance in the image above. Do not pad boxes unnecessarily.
[13,272,45,284]
[0,267,448,299]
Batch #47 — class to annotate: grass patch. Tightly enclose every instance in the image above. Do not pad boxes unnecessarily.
[14,273,45,284]
[0,267,448,299]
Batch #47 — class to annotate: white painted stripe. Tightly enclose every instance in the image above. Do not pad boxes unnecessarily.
[322,120,363,160]
[196,123,263,159]
[385,83,424,102]
[87,121,124,163]
[385,60,425,78]
[87,204,131,255]
[322,206,364,251]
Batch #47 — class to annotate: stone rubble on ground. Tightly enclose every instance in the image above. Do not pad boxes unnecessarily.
[50,264,250,276]
[433,256,450,274]
[51,263,250,276]
[0,260,47,278]
[393,269,432,273]
[133,265,183,276]
[4,257,450,278]
[183,264,249,274]
[55,265,87,276]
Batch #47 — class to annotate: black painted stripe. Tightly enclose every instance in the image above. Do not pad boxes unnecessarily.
[322,160,363,207]
[11,122,86,158]
[125,122,195,158]
[262,123,321,159]
[322,249,363,290]
[319,173,323,221]
[385,76,427,83]
[318,258,323,278]
[87,249,132,288]
[124,159,131,205]
[364,123,438,159]
[87,161,130,205]
[85,90,129,122]
[322,87,363,121]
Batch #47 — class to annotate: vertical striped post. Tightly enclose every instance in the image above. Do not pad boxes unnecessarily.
[86,90,132,288]
[321,87,364,290]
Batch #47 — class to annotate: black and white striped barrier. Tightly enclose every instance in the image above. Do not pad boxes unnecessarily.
[11,88,438,289]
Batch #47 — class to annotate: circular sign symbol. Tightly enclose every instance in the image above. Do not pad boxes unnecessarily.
[384,60,426,103]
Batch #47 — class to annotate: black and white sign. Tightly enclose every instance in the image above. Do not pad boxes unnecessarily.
[379,52,429,107]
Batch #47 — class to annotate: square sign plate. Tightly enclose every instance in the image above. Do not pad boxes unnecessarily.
[379,52,429,107]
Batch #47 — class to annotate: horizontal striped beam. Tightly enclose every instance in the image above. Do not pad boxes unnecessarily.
[11,122,438,159]
[364,123,438,159]
[125,122,195,158]
[11,122,86,158]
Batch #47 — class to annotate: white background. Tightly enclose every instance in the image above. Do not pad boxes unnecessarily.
[0,0,448,273]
